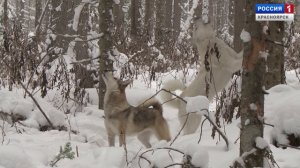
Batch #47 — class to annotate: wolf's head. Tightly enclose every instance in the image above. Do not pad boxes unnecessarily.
[102,72,132,93]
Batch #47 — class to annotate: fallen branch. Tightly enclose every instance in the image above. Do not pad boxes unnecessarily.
[19,81,55,129]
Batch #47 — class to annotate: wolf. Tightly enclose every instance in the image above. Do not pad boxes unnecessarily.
[102,72,171,148]
[160,20,243,135]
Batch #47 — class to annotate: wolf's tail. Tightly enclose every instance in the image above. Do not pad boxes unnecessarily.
[159,80,185,109]
[139,98,163,114]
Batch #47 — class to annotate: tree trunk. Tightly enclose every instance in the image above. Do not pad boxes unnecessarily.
[155,0,166,49]
[194,0,203,19]
[113,0,125,51]
[296,0,300,32]
[3,0,8,30]
[20,0,25,27]
[233,0,245,52]
[3,0,12,91]
[228,0,234,37]
[238,0,266,167]
[173,0,181,38]
[144,0,155,39]
[98,0,114,109]
[264,21,285,89]
[165,0,173,34]
[50,0,72,54]
[35,0,42,28]
[130,0,142,37]
[73,1,94,88]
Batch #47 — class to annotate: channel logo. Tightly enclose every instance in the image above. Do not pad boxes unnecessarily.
[255,4,294,21]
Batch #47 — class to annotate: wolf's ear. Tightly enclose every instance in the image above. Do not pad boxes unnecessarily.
[118,79,132,90]
[121,79,132,87]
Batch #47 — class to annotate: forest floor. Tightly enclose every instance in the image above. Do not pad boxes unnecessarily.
[0,71,300,168]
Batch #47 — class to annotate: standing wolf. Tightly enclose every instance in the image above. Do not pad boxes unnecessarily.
[160,20,243,135]
[102,72,171,147]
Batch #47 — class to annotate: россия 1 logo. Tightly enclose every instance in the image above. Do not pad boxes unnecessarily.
[255,3,294,21]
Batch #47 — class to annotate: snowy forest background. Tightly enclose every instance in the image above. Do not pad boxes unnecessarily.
[0,0,300,168]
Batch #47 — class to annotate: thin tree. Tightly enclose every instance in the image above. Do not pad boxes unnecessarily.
[144,0,155,40]
[73,1,94,88]
[98,0,114,109]
[35,0,41,35]
[173,0,181,39]
[155,0,166,50]
[50,0,72,55]
[130,0,142,37]
[233,0,245,52]
[238,0,267,167]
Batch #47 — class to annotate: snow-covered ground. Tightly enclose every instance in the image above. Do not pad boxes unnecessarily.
[0,71,300,168]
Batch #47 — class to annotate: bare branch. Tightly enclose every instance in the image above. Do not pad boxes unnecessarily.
[198,118,208,144]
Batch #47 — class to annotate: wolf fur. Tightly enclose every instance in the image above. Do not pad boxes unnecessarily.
[160,20,243,135]
[102,72,171,148]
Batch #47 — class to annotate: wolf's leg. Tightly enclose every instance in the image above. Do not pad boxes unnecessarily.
[154,118,171,141]
[105,121,115,146]
[119,129,126,147]
[137,130,152,148]
[178,102,202,135]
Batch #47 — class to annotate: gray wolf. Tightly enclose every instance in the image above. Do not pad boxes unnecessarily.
[160,20,243,135]
[102,72,171,147]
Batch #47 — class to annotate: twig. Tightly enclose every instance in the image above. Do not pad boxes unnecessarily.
[123,140,129,166]
[277,144,300,150]
[170,113,190,146]
[165,163,184,168]
[139,88,187,107]
[265,38,289,47]
[128,148,142,166]
[70,56,100,64]
[1,118,6,145]
[138,147,185,167]
[138,155,151,168]
[234,136,240,144]
[76,146,79,157]
[203,112,230,150]
[264,122,274,127]
[198,118,208,144]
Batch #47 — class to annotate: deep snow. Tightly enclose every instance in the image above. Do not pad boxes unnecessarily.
[0,71,299,168]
